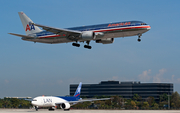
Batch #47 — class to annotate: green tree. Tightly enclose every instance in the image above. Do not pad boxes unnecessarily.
[171,102,175,108]
[11,98,20,108]
[153,103,159,109]
[147,96,154,106]
[19,100,31,108]
[143,102,149,109]
[105,99,111,106]
[111,95,122,108]
[0,99,3,108]
[124,99,132,109]
[159,101,168,108]
[171,91,180,108]
[130,100,136,109]
[160,93,168,102]
[133,94,140,101]
[2,99,11,108]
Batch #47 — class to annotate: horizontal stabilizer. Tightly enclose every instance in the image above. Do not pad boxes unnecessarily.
[8,33,35,39]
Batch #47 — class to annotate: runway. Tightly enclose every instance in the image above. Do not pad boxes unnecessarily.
[0,109,179,113]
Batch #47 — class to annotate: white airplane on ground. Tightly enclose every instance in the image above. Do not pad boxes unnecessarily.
[31,82,110,111]
[9,12,151,49]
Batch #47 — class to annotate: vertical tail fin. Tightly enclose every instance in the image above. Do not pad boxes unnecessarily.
[73,82,82,98]
[18,12,42,35]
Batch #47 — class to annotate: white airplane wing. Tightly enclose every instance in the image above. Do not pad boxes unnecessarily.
[70,98,110,103]
[30,23,82,35]
[55,98,110,105]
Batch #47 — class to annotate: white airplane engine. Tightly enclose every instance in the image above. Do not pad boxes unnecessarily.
[81,31,96,40]
[96,38,114,44]
[61,103,70,110]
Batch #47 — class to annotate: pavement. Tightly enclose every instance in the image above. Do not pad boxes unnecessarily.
[0,109,179,113]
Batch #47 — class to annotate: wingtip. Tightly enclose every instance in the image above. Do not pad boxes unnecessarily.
[8,33,13,35]
[18,11,24,14]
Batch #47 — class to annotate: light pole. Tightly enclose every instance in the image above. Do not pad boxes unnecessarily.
[168,93,170,109]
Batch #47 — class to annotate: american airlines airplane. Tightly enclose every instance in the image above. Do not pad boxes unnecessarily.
[31,82,110,111]
[9,12,151,49]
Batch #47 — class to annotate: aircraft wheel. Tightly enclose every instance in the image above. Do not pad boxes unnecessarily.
[84,45,92,49]
[64,109,70,111]
[48,109,55,111]
[137,39,141,42]
[72,43,80,47]
[35,106,38,111]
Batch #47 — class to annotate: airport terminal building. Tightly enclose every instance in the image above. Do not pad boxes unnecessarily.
[70,81,173,101]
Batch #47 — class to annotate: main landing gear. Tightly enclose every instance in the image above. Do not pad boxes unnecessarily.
[48,107,55,111]
[137,34,142,42]
[72,43,80,47]
[72,41,92,49]
[84,41,92,49]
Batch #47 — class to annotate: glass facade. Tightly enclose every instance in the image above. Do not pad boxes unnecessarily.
[70,81,173,101]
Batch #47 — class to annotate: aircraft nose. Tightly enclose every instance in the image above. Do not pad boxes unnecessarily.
[147,25,151,30]
[31,99,38,106]
[31,101,35,105]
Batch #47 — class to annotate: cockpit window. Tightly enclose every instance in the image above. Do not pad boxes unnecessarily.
[33,99,37,101]
[141,23,147,25]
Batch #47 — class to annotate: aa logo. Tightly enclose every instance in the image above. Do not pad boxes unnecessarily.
[26,23,35,31]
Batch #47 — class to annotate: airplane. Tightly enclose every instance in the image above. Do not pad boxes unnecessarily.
[9,12,151,49]
[31,82,110,111]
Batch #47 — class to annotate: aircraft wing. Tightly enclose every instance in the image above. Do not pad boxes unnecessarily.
[71,98,111,103]
[8,33,35,39]
[30,23,82,35]
[55,98,110,105]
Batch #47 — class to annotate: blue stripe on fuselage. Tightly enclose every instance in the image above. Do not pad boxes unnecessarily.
[36,31,54,37]
[56,96,79,101]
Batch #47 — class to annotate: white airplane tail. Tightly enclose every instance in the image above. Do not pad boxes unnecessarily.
[18,12,42,35]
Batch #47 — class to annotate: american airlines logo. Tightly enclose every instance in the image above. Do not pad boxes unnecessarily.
[108,22,131,27]
[26,22,35,31]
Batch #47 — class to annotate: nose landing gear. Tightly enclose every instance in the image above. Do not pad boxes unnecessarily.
[137,34,142,42]
[137,38,141,42]
[35,106,38,111]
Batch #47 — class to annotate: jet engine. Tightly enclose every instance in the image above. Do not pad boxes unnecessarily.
[96,38,114,44]
[81,31,96,40]
[61,103,70,110]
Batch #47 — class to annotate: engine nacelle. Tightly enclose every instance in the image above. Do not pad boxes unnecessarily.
[96,38,114,44]
[61,103,70,110]
[81,31,95,40]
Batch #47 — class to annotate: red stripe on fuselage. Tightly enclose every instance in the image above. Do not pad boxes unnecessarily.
[39,35,61,39]
[93,25,151,32]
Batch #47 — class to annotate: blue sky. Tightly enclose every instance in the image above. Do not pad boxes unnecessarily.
[0,0,180,98]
